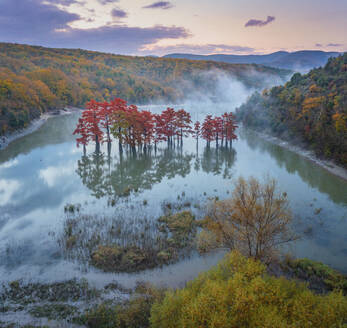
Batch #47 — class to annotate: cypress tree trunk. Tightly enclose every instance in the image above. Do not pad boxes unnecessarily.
[95,135,100,153]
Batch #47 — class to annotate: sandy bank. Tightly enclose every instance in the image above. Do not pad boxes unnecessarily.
[255,131,347,181]
[0,107,81,150]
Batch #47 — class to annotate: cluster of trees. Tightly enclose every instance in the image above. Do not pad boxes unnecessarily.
[198,113,238,148]
[236,53,347,167]
[0,42,287,135]
[73,98,238,153]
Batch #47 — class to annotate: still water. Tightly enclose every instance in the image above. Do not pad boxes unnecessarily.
[0,105,346,288]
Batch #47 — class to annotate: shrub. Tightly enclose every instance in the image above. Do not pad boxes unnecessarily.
[198,176,296,262]
[150,251,347,328]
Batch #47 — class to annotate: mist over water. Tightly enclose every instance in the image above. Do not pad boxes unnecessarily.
[175,69,292,115]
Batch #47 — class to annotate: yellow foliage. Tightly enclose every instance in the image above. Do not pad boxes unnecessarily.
[302,96,325,110]
[309,84,322,94]
[333,113,347,133]
[150,251,347,328]
[199,177,295,262]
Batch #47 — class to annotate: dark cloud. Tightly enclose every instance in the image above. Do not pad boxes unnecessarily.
[51,25,189,54]
[111,8,128,18]
[0,0,189,54]
[316,43,343,48]
[245,16,275,27]
[48,0,79,5]
[327,43,342,47]
[98,0,119,4]
[0,0,80,40]
[143,1,174,10]
[140,43,255,56]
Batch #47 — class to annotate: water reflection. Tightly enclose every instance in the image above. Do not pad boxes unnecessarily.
[0,112,346,281]
[76,145,236,199]
[241,129,347,205]
[200,147,236,178]
[0,114,78,165]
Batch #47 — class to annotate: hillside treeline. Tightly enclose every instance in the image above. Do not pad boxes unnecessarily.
[0,42,287,135]
[236,53,347,167]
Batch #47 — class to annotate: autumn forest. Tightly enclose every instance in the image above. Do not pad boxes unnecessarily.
[0,42,287,135]
[236,54,347,167]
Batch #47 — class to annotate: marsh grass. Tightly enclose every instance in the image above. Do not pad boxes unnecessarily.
[282,257,347,294]
[58,201,203,272]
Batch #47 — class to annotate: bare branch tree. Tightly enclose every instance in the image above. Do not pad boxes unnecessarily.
[198,176,297,262]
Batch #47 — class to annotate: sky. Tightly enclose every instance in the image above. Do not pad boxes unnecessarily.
[0,0,346,56]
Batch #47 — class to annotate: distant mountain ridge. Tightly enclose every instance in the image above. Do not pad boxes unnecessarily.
[163,50,341,71]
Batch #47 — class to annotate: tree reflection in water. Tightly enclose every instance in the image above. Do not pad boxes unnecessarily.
[76,144,236,200]
[240,128,347,205]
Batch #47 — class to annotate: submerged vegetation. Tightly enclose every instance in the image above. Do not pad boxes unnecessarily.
[236,53,347,167]
[0,42,288,135]
[59,208,198,272]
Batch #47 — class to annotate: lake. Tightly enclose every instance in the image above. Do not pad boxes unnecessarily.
[0,104,346,289]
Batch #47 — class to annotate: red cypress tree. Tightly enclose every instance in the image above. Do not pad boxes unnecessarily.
[193,121,200,141]
[73,99,103,152]
[98,101,115,144]
[153,114,166,149]
[201,115,216,147]
[161,107,177,145]
[73,117,89,154]
[193,121,201,148]
[110,98,128,152]
[222,112,238,147]
[74,98,198,154]
[140,110,155,149]
[176,109,192,145]
[214,116,223,147]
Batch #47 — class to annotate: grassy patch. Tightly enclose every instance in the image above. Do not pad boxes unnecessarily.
[91,245,154,272]
[284,257,347,294]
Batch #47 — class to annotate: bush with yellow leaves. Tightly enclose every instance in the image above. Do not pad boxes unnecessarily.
[150,251,347,328]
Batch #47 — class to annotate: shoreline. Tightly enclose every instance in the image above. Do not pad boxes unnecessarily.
[0,107,82,151]
[253,130,347,182]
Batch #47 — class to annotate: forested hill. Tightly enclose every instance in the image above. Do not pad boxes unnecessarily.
[164,50,340,71]
[0,43,288,135]
[236,53,347,167]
